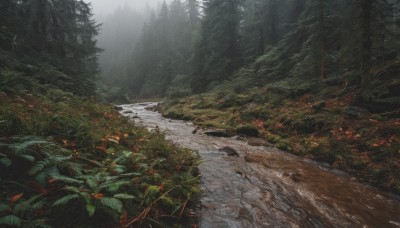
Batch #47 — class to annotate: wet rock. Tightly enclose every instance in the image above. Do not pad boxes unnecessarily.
[284,172,301,182]
[236,125,259,137]
[114,106,123,111]
[238,207,253,221]
[205,130,233,137]
[219,146,239,156]
[192,126,201,134]
[123,110,133,114]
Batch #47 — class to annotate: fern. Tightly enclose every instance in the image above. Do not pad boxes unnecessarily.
[23,219,51,228]
[35,166,60,186]
[53,194,79,207]
[113,194,135,199]
[0,203,9,213]
[86,204,96,217]
[100,180,130,193]
[28,160,50,176]
[14,195,43,216]
[52,175,84,184]
[99,197,123,213]
[0,157,12,167]
[0,215,23,226]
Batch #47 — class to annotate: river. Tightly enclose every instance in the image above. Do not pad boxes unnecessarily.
[119,103,400,228]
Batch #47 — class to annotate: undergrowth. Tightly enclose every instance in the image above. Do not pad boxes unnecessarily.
[0,71,200,227]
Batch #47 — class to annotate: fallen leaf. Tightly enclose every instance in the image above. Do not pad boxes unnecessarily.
[10,193,24,203]
[92,193,104,199]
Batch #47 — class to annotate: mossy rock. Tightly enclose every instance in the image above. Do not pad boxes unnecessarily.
[236,125,259,137]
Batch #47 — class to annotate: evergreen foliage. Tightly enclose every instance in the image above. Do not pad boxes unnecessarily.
[0,0,100,96]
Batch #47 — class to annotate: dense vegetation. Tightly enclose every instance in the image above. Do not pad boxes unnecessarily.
[116,0,400,194]
[0,1,199,227]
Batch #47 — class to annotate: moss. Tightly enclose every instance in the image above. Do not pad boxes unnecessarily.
[236,124,259,137]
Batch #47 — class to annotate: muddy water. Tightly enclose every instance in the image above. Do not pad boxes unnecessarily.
[119,103,400,227]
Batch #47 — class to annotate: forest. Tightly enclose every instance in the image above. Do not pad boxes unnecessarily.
[0,0,400,227]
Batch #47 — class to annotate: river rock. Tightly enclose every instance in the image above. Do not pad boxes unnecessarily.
[236,125,259,137]
[204,130,233,137]
[219,146,239,156]
[114,106,123,111]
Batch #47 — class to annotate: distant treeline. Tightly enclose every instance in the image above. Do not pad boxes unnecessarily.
[120,0,399,100]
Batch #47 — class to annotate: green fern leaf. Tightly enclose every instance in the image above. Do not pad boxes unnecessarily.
[0,215,23,226]
[86,204,96,217]
[85,178,98,190]
[18,154,35,162]
[53,194,79,207]
[23,218,51,228]
[100,180,130,193]
[28,160,49,176]
[52,175,84,184]
[99,197,123,213]
[36,166,60,186]
[63,186,81,194]
[0,157,12,167]
[113,194,135,199]
[0,203,9,213]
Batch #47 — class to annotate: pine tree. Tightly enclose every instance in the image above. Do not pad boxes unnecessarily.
[191,0,242,93]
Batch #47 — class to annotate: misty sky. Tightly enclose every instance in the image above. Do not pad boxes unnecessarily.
[85,0,171,18]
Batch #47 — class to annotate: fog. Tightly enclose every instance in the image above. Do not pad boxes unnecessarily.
[85,0,172,19]
[88,0,175,93]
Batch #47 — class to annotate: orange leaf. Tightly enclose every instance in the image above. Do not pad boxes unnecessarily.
[372,143,380,147]
[11,193,24,203]
[92,193,104,199]
[159,184,164,192]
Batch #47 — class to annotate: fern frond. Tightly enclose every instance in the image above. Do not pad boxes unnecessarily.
[17,154,35,162]
[35,166,60,185]
[0,157,12,167]
[0,215,23,226]
[23,218,51,228]
[59,161,83,176]
[99,197,123,213]
[53,194,79,207]
[52,175,84,184]
[28,160,50,176]
[63,186,81,194]
[85,178,99,190]
[14,195,43,216]
[113,194,135,199]
[0,203,10,213]
[86,204,96,217]
[100,180,130,193]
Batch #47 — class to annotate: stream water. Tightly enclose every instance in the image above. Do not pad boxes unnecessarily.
[119,103,400,228]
